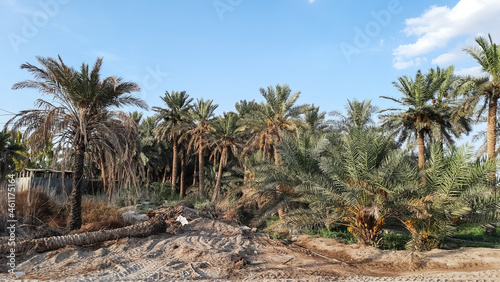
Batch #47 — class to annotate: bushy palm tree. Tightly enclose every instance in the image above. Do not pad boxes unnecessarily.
[403,144,498,251]
[153,91,193,193]
[210,112,245,202]
[254,125,417,245]
[6,56,147,230]
[188,98,218,199]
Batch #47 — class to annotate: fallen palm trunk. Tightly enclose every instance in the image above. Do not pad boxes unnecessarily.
[1,218,166,256]
[1,206,212,256]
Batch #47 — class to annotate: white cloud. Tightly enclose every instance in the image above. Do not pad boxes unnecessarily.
[455,66,486,76]
[309,0,316,3]
[393,0,500,69]
[432,48,464,65]
[393,57,427,70]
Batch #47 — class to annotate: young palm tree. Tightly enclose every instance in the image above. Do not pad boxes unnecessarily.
[403,144,497,251]
[210,112,245,202]
[254,127,417,245]
[188,98,218,199]
[153,91,193,193]
[6,56,147,230]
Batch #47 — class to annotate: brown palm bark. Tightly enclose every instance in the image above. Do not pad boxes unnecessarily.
[180,153,186,198]
[418,129,426,185]
[212,147,226,203]
[68,142,85,230]
[198,136,206,199]
[487,98,497,160]
[487,97,498,186]
[171,137,178,193]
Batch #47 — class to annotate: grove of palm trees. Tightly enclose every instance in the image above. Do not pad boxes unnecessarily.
[1,34,500,280]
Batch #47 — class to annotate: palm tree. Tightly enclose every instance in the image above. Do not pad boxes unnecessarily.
[188,98,218,199]
[330,99,378,133]
[403,144,497,251]
[0,131,24,179]
[153,91,193,193]
[6,56,147,230]
[458,34,500,161]
[380,68,452,182]
[298,105,328,133]
[210,112,245,202]
[254,127,417,245]
[251,84,305,165]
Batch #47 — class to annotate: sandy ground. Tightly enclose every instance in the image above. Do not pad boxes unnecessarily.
[1,217,500,281]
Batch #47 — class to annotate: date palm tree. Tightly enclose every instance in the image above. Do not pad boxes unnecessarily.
[153,91,193,193]
[251,84,305,165]
[380,68,454,182]
[6,56,147,230]
[188,98,218,199]
[458,34,500,161]
[210,112,245,202]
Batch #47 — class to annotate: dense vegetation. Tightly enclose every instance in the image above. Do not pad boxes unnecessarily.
[2,35,500,251]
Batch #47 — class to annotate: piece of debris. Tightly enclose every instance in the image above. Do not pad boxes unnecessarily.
[176,215,189,226]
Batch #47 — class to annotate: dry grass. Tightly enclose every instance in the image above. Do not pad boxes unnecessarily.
[79,199,128,232]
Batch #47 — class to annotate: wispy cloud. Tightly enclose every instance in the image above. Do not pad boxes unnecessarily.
[392,0,500,69]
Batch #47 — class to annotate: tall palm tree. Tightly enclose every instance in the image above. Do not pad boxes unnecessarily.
[153,91,193,193]
[380,69,450,182]
[251,84,305,165]
[458,34,500,161]
[210,112,245,202]
[6,56,147,230]
[188,98,218,199]
[0,131,24,179]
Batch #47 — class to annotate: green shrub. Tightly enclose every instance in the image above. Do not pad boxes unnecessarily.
[194,200,215,213]
[305,227,357,244]
[381,232,411,250]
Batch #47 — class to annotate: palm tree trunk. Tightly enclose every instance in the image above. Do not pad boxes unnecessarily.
[192,157,197,186]
[68,142,85,230]
[171,137,178,193]
[7,219,166,255]
[418,129,426,185]
[180,153,185,198]
[198,136,206,199]
[487,98,498,186]
[274,146,280,166]
[162,166,168,184]
[212,147,226,203]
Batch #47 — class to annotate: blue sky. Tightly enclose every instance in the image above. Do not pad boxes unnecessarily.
[1,0,499,134]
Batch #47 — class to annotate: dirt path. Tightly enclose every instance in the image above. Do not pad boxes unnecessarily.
[1,218,500,281]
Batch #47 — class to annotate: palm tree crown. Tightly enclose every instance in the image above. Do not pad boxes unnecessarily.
[6,56,147,230]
